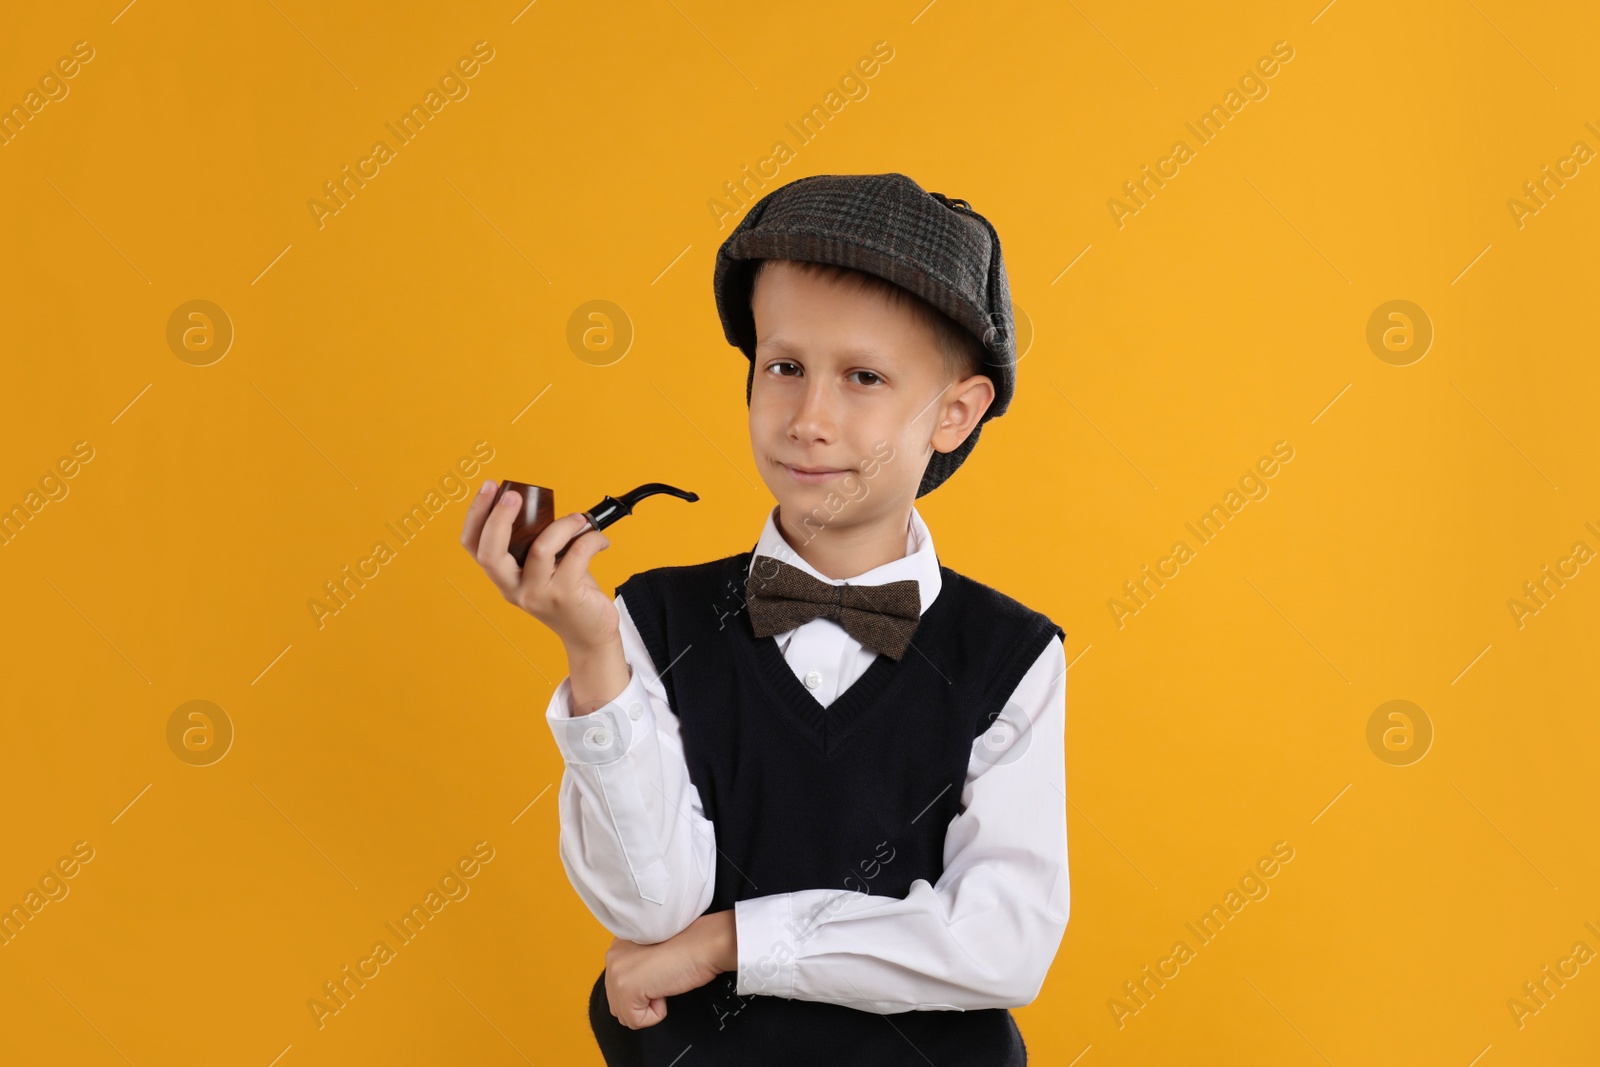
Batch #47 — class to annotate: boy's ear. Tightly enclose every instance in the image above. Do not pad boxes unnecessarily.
[929,374,995,454]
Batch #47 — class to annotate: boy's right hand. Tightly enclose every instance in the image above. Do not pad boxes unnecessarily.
[460,479,620,652]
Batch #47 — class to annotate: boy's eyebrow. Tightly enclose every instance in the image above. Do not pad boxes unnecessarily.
[757,337,900,365]
[756,337,822,358]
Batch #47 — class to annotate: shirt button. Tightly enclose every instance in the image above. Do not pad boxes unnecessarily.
[627,701,644,720]
[804,669,822,689]
[584,726,611,748]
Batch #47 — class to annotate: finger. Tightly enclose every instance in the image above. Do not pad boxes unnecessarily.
[474,488,526,591]
[520,513,599,584]
[458,479,501,554]
[549,526,610,584]
[618,990,655,1030]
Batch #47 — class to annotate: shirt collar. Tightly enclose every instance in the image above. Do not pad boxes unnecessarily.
[746,503,942,614]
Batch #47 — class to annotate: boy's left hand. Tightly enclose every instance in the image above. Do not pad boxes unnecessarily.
[605,911,738,1029]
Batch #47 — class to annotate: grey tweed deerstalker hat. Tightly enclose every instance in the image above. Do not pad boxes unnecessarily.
[713,172,1017,498]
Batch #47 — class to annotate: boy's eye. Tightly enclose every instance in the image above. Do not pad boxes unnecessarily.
[766,362,881,386]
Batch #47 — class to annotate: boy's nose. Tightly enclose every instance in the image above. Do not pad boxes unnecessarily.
[787,382,839,440]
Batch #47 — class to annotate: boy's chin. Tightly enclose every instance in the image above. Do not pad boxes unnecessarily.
[768,483,839,525]
[770,486,817,515]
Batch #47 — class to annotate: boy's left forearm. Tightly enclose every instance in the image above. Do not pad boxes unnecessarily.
[699,908,738,971]
[654,909,736,972]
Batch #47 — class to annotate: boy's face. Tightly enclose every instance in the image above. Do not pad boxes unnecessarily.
[747,260,995,540]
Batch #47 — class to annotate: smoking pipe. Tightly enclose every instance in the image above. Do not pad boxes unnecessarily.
[488,480,700,567]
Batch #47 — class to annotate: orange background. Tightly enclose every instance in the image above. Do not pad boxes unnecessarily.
[2,1,1597,1063]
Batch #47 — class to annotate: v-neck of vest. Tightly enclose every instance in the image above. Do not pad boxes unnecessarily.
[732,550,954,756]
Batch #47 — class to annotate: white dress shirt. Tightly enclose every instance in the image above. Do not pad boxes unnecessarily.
[544,503,1069,1013]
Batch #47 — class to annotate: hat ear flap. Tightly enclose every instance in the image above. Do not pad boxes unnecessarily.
[917,420,984,497]
[924,189,1016,418]
[724,257,761,370]
[972,211,1016,422]
[716,182,803,382]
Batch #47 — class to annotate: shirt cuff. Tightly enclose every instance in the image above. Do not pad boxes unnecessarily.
[734,892,800,998]
[545,667,652,767]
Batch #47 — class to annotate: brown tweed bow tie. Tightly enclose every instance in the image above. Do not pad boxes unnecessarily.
[744,553,923,661]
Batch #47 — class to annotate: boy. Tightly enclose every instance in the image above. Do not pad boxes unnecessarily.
[461,173,1068,1065]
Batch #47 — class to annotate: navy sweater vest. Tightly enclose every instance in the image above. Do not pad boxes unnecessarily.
[586,548,1065,1067]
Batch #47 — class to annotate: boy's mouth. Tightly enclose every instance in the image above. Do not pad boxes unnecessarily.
[782,463,848,485]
